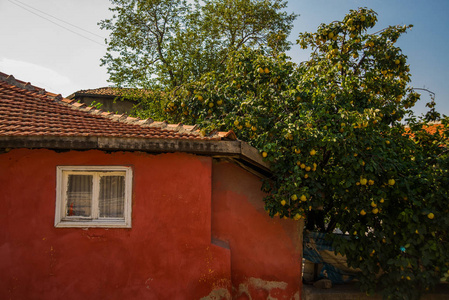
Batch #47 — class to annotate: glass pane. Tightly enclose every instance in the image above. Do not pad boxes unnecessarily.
[66,175,92,217]
[99,175,125,218]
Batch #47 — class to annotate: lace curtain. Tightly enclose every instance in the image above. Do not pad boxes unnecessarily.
[66,174,125,218]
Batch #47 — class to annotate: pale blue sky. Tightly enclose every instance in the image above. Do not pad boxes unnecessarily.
[0,0,447,117]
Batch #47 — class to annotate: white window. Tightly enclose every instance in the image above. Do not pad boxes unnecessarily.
[55,166,132,228]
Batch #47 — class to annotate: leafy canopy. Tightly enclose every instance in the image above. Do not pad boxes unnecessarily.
[102,2,449,298]
[161,8,449,299]
[99,0,296,89]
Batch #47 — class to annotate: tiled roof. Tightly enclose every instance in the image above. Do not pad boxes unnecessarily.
[422,123,445,135]
[0,72,236,141]
[404,122,446,138]
[72,87,125,97]
[66,87,155,99]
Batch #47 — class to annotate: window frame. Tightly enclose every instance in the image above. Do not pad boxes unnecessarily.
[55,166,133,228]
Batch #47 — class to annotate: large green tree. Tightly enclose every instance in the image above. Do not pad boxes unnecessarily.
[163,8,449,299]
[99,0,296,90]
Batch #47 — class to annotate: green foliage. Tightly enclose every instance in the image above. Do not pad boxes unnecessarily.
[164,8,449,299]
[99,0,296,90]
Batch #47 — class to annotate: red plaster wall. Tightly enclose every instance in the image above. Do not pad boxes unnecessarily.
[211,161,303,299]
[0,149,231,300]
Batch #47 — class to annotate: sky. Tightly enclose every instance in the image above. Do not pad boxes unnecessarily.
[0,0,448,117]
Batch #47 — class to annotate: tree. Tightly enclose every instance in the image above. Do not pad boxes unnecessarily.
[165,8,449,299]
[99,0,296,90]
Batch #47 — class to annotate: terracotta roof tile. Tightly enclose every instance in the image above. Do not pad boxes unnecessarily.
[0,72,235,141]
[404,122,446,138]
[66,86,154,99]
[423,123,445,135]
[72,87,125,97]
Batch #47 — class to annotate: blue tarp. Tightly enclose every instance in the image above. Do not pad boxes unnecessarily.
[303,232,358,284]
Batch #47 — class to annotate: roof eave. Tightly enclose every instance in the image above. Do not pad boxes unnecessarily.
[0,135,271,176]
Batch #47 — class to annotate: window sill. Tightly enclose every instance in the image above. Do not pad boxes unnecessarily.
[55,220,131,228]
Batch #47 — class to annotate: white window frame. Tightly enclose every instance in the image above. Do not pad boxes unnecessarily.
[55,166,133,228]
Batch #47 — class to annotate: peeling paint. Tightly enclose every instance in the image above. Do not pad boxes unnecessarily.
[145,277,153,289]
[247,277,288,291]
[235,277,294,300]
[200,288,231,300]
[47,245,56,276]
[293,291,300,300]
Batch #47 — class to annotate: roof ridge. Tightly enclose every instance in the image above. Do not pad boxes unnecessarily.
[0,72,46,95]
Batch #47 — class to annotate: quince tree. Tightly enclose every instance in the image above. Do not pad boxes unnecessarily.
[165,8,448,299]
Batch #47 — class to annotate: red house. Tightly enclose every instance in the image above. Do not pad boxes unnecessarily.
[0,72,303,299]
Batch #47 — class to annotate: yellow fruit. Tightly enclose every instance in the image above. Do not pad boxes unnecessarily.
[251,126,257,131]
[234,120,239,126]
[293,213,302,220]
[217,100,223,106]
[262,151,268,158]
[360,209,366,216]
[291,194,298,201]
[388,179,395,186]
[371,201,377,208]
[264,67,270,74]
[380,198,384,203]
[281,200,286,206]
[310,149,316,156]
[300,195,307,202]
[368,180,374,185]
[300,163,306,169]
[372,208,379,214]
[294,148,301,154]
[328,32,334,39]
[304,173,309,179]
[209,102,214,108]
[395,59,400,65]
[428,212,435,219]
[305,166,311,172]
[360,178,368,185]
[197,95,203,101]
